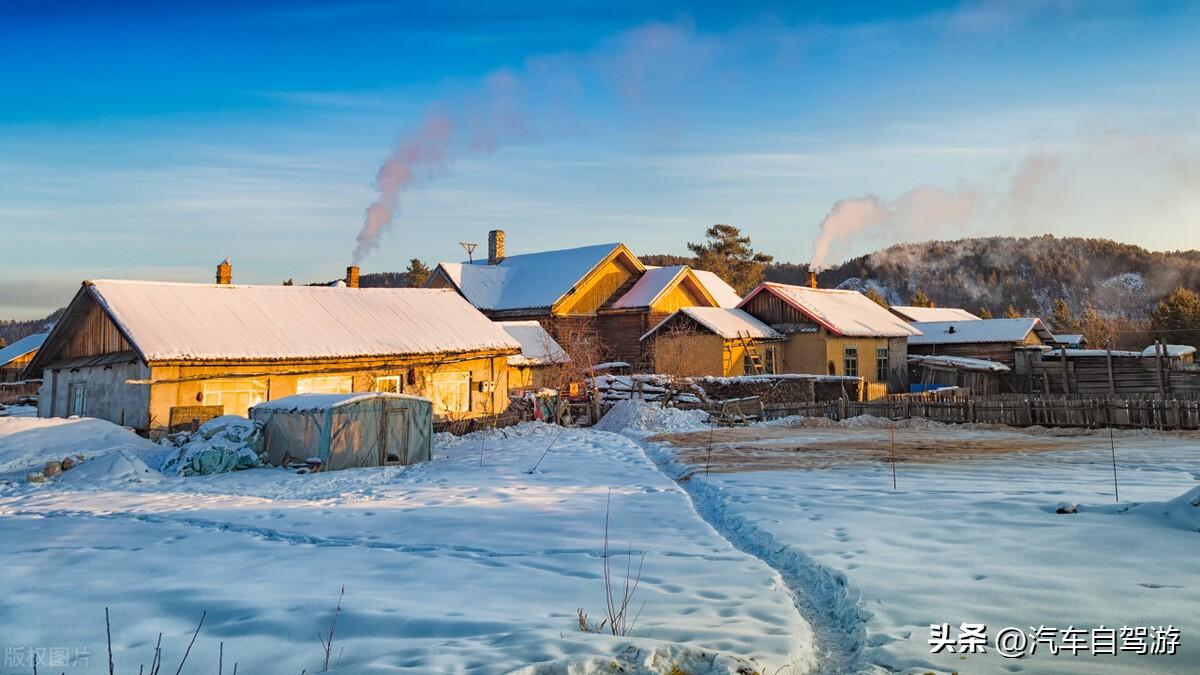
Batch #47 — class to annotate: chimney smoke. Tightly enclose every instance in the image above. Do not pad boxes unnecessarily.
[488,229,505,265]
[216,258,232,285]
[346,265,360,289]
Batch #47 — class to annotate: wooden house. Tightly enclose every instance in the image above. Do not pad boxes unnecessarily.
[641,307,785,377]
[0,332,47,403]
[427,230,740,367]
[908,318,1054,369]
[738,282,920,399]
[1051,333,1087,349]
[890,306,979,322]
[496,320,569,392]
[908,354,1010,396]
[24,269,521,435]
[0,332,47,384]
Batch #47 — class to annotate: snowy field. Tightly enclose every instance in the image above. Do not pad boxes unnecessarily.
[3,410,1197,675]
[0,416,815,674]
[639,414,1200,674]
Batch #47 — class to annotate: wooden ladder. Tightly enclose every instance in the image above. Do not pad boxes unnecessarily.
[737,331,766,375]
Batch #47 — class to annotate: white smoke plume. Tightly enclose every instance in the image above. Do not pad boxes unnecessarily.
[353,112,454,264]
[809,187,977,270]
[350,21,717,263]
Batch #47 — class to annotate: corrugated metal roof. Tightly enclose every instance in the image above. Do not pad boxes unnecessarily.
[81,280,520,362]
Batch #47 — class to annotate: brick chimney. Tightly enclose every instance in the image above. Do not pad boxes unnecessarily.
[345,265,360,288]
[488,229,505,265]
[807,270,817,289]
[216,258,232,285]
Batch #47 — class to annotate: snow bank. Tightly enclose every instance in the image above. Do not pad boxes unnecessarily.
[1097,485,1200,532]
[594,400,709,435]
[0,416,159,475]
[56,450,161,487]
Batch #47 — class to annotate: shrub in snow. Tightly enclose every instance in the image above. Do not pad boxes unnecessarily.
[1055,502,1079,514]
[160,415,265,476]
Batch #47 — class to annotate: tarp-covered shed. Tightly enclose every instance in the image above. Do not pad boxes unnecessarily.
[251,392,432,471]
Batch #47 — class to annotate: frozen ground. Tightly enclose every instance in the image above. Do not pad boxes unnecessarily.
[0,417,815,674]
[638,413,1200,674]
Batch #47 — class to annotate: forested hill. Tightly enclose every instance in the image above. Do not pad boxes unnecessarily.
[650,234,1200,319]
[810,236,1200,319]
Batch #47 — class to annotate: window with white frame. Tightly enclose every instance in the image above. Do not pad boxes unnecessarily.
[843,346,859,378]
[202,379,267,416]
[431,371,471,415]
[375,375,401,393]
[296,375,354,395]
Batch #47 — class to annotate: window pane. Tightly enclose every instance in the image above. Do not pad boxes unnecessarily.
[431,371,471,415]
[297,375,354,395]
[876,346,889,382]
[376,375,401,393]
[843,347,858,377]
[202,379,267,416]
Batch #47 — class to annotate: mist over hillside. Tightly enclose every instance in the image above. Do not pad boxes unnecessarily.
[652,234,1200,320]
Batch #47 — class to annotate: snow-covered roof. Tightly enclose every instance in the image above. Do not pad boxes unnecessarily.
[1051,334,1086,345]
[65,281,521,363]
[740,283,921,337]
[612,266,690,308]
[642,307,783,341]
[435,243,626,312]
[908,354,1010,373]
[497,321,569,367]
[0,332,48,367]
[252,392,431,413]
[890,306,980,322]
[908,318,1053,345]
[1141,344,1197,358]
[692,270,742,307]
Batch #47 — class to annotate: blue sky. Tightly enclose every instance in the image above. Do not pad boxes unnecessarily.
[2,1,1199,318]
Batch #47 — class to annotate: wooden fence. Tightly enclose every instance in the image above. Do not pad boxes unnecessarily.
[764,392,1200,430]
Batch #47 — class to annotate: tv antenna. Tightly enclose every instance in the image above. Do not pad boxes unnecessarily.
[459,241,478,263]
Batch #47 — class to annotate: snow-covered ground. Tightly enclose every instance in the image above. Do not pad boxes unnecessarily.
[634,412,1200,674]
[5,408,1197,674]
[0,416,815,674]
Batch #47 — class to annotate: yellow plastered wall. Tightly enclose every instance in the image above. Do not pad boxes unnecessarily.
[823,336,892,400]
[651,334,724,377]
[147,354,511,433]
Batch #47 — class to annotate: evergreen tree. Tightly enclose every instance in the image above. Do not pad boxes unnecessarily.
[977,306,993,319]
[405,258,431,288]
[1003,305,1021,319]
[1079,304,1114,348]
[1050,299,1074,333]
[863,287,888,307]
[1150,287,1200,347]
[909,288,933,308]
[686,224,773,294]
